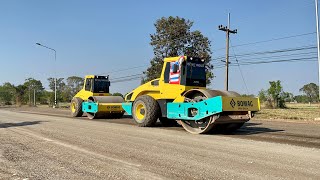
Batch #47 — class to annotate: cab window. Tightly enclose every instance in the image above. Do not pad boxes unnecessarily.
[85,78,92,91]
[93,79,110,93]
[164,62,170,83]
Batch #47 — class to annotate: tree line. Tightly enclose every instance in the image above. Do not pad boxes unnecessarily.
[0,76,124,107]
[0,76,317,108]
[0,76,85,106]
[0,76,115,107]
[255,81,319,108]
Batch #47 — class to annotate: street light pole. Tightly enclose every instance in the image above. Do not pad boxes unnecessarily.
[36,43,57,108]
[315,0,320,100]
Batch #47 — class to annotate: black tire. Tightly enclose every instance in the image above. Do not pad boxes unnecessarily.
[159,117,178,127]
[132,95,160,127]
[71,97,83,117]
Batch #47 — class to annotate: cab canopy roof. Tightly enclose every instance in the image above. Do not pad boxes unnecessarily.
[163,56,203,63]
[85,75,109,79]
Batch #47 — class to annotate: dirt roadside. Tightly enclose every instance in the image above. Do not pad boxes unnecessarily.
[3,106,320,125]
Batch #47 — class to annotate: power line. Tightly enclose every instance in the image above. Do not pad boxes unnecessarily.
[214,57,317,68]
[213,45,317,61]
[110,73,143,81]
[212,52,317,66]
[230,40,249,94]
[98,37,318,84]
[240,57,317,65]
[102,32,318,82]
[110,57,318,84]
[97,65,148,76]
[212,32,316,52]
[99,32,317,78]
[112,77,142,83]
[225,51,317,63]
[111,58,318,84]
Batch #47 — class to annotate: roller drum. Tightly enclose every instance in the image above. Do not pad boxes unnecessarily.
[88,96,124,103]
[180,89,246,134]
[86,96,124,119]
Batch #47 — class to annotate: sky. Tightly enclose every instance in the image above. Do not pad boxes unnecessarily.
[0,0,318,95]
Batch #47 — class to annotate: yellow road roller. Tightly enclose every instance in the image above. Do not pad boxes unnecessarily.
[122,56,260,134]
[71,75,124,119]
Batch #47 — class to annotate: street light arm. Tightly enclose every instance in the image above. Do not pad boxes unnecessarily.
[36,43,56,52]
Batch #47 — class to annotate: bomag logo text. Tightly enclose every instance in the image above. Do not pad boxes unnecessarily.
[107,106,120,109]
[237,100,253,107]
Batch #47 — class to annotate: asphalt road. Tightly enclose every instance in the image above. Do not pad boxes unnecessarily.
[0,108,320,179]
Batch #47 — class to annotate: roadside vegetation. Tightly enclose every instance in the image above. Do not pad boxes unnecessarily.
[0,76,123,107]
[254,103,320,121]
[255,81,319,121]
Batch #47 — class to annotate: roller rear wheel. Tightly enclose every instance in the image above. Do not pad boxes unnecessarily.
[71,97,83,117]
[132,95,160,127]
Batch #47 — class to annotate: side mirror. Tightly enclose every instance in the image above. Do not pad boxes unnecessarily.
[172,64,179,73]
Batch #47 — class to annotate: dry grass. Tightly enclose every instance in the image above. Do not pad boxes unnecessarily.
[254,103,320,121]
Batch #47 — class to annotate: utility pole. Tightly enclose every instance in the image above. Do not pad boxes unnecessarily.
[29,86,31,106]
[218,13,237,91]
[33,89,36,106]
[315,0,320,100]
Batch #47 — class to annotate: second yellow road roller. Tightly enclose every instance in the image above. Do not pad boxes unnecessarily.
[70,75,124,119]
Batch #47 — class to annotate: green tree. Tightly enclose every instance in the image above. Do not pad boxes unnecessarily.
[65,76,84,100]
[267,80,286,108]
[112,92,123,98]
[0,83,15,105]
[13,85,27,107]
[241,94,255,98]
[299,83,319,103]
[258,89,267,102]
[48,77,66,104]
[37,90,51,105]
[144,16,213,84]
[282,92,294,102]
[294,95,309,103]
[24,78,44,106]
[0,83,26,106]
